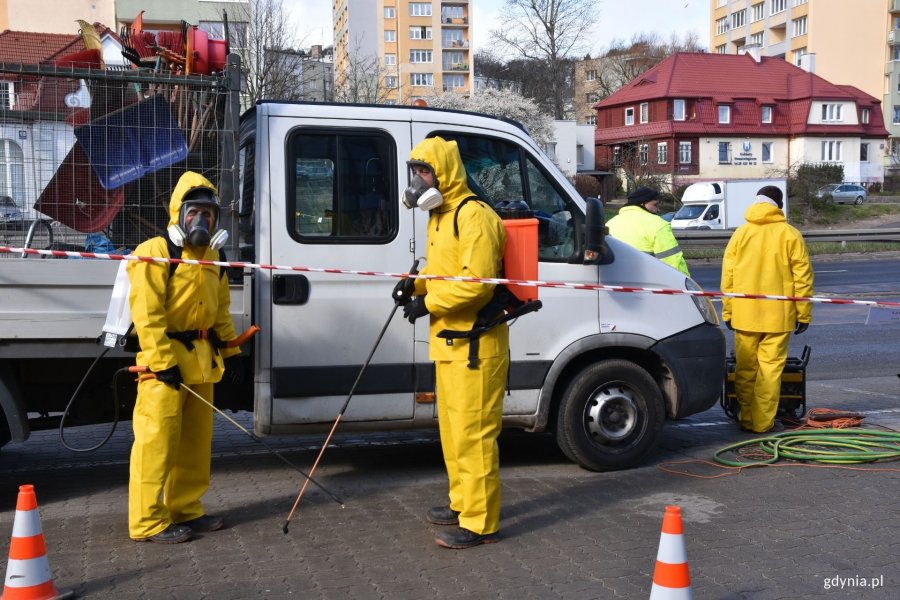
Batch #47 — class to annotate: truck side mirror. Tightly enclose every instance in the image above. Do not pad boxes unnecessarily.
[583,197,605,264]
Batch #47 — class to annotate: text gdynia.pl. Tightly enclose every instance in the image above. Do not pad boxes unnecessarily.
[823,575,883,590]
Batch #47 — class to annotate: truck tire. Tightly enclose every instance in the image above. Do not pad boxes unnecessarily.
[555,359,664,471]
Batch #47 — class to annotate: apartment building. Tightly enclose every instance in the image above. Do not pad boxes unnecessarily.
[334,0,471,105]
[709,0,897,169]
[593,52,888,187]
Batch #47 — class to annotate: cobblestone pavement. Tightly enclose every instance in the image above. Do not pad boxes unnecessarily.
[1,376,898,599]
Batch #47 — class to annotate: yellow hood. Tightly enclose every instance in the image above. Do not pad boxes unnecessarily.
[408,137,474,211]
[168,171,219,227]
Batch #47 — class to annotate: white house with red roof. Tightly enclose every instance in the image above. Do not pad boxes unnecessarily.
[593,50,889,187]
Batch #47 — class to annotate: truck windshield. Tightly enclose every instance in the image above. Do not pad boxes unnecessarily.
[674,205,706,220]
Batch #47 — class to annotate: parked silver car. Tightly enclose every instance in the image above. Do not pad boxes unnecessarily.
[815,183,867,205]
[0,196,24,229]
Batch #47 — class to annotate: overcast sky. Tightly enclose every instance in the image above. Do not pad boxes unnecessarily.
[286,0,710,55]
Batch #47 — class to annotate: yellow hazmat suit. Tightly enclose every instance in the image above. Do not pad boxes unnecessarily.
[606,205,690,276]
[127,172,239,539]
[721,202,813,433]
[410,137,509,535]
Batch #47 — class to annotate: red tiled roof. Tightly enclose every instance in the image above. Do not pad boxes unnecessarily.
[594,52,888,142]
[0,30,85,64]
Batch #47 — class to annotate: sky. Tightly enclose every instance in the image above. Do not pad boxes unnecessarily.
[285,0,711,55]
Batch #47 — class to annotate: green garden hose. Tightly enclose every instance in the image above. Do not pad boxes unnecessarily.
[713,429,900,467]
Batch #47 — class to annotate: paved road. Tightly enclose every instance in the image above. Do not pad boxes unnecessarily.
[1,374,898,599]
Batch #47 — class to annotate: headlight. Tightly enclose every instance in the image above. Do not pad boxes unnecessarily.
[685,278,718,325]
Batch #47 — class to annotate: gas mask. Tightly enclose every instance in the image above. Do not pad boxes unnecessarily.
[401,163,443,211]
[168,189,229,250]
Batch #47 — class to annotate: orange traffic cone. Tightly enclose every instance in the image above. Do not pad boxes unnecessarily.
[2,485,74,600]
[649,505,692,600]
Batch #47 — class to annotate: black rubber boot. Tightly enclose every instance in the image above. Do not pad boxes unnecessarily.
[178,514,225,532]
[425,506,460,526]
[133,523,192,544]
[435,526,498,549]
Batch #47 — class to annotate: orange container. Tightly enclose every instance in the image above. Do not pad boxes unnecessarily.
[502,218,539,303]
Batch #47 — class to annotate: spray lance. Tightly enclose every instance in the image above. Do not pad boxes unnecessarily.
[281,257,422,534]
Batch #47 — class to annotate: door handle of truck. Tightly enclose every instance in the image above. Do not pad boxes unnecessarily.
[273,274,310,305]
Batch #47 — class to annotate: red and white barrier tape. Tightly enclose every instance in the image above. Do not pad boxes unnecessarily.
[3,245,900,308]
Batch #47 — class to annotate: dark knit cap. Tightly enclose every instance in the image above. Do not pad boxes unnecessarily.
[757,185,783,209]
[626,186,659,206]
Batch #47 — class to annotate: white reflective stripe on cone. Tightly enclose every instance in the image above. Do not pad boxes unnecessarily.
[3,556,53,588]
[655,532,688,564]
[650,582,693,599]
[11,509,42,537]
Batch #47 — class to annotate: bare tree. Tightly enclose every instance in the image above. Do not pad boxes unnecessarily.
[615,139,672,197]
[490,0,598,119]
[596,33,703,100]
[224,0,309,105]
[333,36,391,104]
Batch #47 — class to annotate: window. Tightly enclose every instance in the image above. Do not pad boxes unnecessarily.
[860,143,869,162]
[0,139,25,204]
[716,44,727,54]
[860,108,870,124]
[443,51,465,70]
[410,73,433,86]
[586,69,596,81]
[761,105,773,123]
[0,82,14,109]
[793,47,807,65]
[409,26,432,40]
[732,10,746,29]
[442,74,465,91]
[586,115,596,125]
[442,5,464,20]
[640,102,649,124]
[625,107,635,126]
[385,30,396,42]
[751,3,765,22]
[820,140,842,162]
[409,50,432,63]
[288,131,395,241]
[717,0,727,6]
[894,106,900,124]
[384,76,397,88]
[793,0,808,5]
[384,54,396,66]
[821,103,843,122]
[716,17,730,35]
[435,132,576,262]
[718,142,732,164]
[762,142,773,163]
[771,0,786,14]
[792,16,807,36]
[894,46,900,61]
[409,3,432,16]
[657,142,667,164]
[442,30,464,47]
[679,141,692,164]
[384,7,395,18]
[613,146,622,166]
[639,144,649,165]
[576,144,585,166]
[673,99,686,121]
[718,105,731,124]
[545,142,557,161]
[749,32,764,46]
[586,93,599,103]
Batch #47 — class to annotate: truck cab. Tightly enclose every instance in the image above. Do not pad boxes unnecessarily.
[671,182,725,230]
[237,101,725,471]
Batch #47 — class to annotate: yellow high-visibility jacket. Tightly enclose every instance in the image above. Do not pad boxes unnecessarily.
[607,206,690,276]
[410,137,509,362]
[721,202,814,333]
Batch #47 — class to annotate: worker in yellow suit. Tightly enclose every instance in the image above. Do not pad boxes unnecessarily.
[721,185,813,433]
[607,186,690,276]
[127,171,241,543]
[399,137,508,549]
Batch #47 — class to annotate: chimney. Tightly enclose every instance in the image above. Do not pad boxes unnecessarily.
[739,43,762,63]
[310,44,323,59]
[799,53,816,73]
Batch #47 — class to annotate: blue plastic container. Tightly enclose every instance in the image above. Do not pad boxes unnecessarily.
[74,94,188,190]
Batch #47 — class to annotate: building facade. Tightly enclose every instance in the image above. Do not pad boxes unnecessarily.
[334,0,471,105]
[594,52,888,189]
[709,0,897,170]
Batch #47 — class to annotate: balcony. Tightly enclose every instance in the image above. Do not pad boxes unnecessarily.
[443,39,469,49]
[443,63,469,71]
[441,17,468,25]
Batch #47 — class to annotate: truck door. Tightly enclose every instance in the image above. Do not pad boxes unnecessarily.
[262,116,417,428]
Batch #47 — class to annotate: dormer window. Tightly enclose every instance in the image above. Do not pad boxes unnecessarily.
[821,103,843,122]
[673,99,686,121]
[860,108,870,124]
[761,105,773,123]
[625,107,635,126]
[718,104,731,124]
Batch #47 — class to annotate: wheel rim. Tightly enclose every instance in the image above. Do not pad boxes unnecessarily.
[583,384,639,442]
[855,196,863,205]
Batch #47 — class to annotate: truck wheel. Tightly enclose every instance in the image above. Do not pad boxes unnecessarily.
[555,359,664,471]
